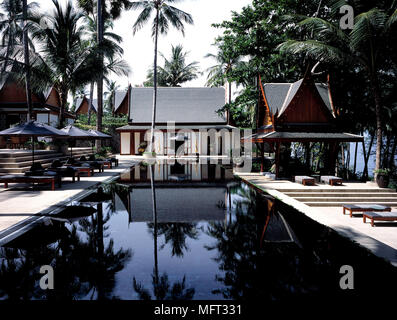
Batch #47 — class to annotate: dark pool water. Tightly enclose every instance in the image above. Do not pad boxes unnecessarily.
[0,162,396,301]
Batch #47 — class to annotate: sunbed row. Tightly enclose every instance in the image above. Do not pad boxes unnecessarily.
[294,175,343,186]
[0,155,118,191]
[342,204,397,227]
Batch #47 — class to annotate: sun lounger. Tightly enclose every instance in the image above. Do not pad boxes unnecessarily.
[343,204,391,217]
[46,160,80,182]
[69,166,94,177]
[363,212,397,227]
[320,175,343,186]
[0,174,58,190]
[295,176,316,186]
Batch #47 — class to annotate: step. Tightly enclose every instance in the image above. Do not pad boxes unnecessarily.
[0,154,69,168]
[278,188,395,193]
[285,192,397,198]
[304,201,397,207]
[0,153,64,163]
[0,150,59,158]
[295,197,397,203]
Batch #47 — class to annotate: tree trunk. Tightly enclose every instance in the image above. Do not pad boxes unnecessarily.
[383,132,391,168]
[23,0,33,122]
[353,142,358,175]
[362,132,375,180]
[88,82,94,125]
[389,137,397,170]
[370,74,383,178]
[59,89,68,129]
[227,81,232,124]
[96,0,104,150]
[150,9,160,153]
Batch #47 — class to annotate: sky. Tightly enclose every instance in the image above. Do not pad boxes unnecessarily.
[33,0,253,91]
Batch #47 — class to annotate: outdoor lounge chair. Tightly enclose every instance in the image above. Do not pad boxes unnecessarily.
[46,160,80,182]
[320,175,343,186]
[88,155,112,168]
[24,163,62,186]
[342,204,391,217]
[0,174,58,190]
[363,212,397,227]
[67,157,102,173]
[78,156,105,172]
[294,176,316,186]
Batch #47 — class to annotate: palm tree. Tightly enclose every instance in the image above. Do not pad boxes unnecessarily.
[82,14,127,124]
[26,0,103,128]
[145,44,199,87]
[205,46,242,124]
[0,0,38,121]
[131,0,193,154]
[278,5,397,174]
[104,79,120,115]
[78,0,132,147]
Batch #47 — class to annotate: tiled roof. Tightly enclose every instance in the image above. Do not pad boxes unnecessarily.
[129,87,226,124]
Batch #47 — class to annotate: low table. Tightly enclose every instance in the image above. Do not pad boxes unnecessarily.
[363,212,397,227]
[70,166,94,177]
[320,176,343,186]
[295,176,315,186]
[0,175,57,190]
[343,204,391,218]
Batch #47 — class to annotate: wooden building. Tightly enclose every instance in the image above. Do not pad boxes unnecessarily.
[74,86,130,116]
[248,72,363,177]
[0,81,75,130]
[117,87,235,155]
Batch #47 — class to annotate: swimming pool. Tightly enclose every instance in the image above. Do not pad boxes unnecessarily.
[0,162,396,300]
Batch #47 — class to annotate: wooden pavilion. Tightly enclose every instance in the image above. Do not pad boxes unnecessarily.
[246,72,363,178]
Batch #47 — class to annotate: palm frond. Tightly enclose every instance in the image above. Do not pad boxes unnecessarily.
[299,17,349,43]
[132,5,153,34]
[278,39,355,65]
[386,8,397,29]
[351,9,387,51]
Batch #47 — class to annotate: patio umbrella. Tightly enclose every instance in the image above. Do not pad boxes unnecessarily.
[88,129,111,139]
[0,121,68,165]
[60,125,96,157]
[88,129,112,153]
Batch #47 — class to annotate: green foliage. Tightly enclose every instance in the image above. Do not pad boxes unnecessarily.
[75,114,128,131]
[97,146,112,157]
[144,44,200,87]
[374,168,391,175]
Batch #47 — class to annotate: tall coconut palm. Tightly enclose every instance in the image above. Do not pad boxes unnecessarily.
[77,0,132,148]
[131,0,193,154]
[205,46,242,124]
[0,0,38,121]
[27,0,103,128]
[144,44,199,87]
[278,6,397,174]
[83,15,126,124]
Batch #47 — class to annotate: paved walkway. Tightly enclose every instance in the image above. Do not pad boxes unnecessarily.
[236,173,397,267]
[0,156,136,236]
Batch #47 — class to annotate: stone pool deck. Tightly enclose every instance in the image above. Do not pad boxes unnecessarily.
[0,156,137,240]
[236,173,397,267]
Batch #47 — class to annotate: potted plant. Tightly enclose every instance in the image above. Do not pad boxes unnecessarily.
[374,168,390,188]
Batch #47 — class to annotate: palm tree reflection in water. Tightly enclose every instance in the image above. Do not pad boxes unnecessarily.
[0,188,132,300]
[132,165,195,300]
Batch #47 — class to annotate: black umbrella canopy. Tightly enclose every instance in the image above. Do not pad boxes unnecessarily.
[88,129,111,139]
[0,121,69,166]
[61,125,96,139]
[61,125,97,157]
[0,121,69,137]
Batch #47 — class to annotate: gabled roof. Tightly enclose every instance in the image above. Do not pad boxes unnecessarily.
[114,90,128,112]
[262,80,334,117]
[129,87,226,124]
[75,97,98,113]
